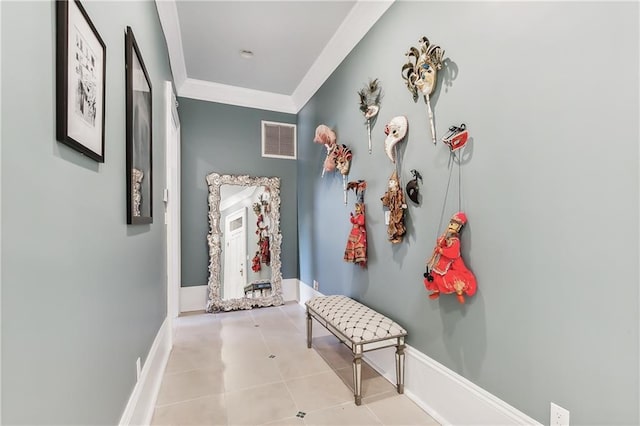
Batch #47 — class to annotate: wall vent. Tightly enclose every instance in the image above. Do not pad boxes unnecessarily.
[261,121,297,159]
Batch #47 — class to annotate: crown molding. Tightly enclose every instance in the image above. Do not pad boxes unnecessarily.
[156,0,394,113]
[290,0,394,111]
[155,0,187,87]
[180,78,298,114]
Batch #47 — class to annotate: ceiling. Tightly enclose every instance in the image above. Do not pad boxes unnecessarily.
[155,1,394,113]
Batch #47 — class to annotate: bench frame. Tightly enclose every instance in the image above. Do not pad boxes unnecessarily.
[306,302,406,405]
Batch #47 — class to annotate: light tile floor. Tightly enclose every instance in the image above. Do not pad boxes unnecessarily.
[151,302,439,426]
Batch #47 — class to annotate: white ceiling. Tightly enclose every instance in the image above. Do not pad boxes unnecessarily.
[156,0,394,113]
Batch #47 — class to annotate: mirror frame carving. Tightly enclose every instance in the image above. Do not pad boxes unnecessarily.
[205,172,284,312]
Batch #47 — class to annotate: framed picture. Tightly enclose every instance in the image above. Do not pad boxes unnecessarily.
[56,0,106,162]
[125,26,153,224]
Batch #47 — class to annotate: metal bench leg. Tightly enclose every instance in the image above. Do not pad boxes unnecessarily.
[352,352,363,405]
[395,341,405,394]
[306,310,312,348]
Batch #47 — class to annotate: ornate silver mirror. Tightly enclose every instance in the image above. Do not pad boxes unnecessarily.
[205,172,284,312]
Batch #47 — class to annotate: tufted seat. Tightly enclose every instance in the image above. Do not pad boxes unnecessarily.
[305,295,407,405]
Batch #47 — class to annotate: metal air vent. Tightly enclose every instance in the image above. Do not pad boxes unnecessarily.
[261,121,296,159]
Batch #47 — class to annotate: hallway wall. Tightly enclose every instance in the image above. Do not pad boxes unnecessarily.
[178,98,298,287]
[296,1,639,424]
[1,1,172,423]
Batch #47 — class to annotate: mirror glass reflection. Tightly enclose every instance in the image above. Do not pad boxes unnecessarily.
[205,173,283,311]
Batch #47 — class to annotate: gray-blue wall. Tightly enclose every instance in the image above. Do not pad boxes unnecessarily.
[178,98,298,287]
[297,1,639,424]
[1,1,172,424]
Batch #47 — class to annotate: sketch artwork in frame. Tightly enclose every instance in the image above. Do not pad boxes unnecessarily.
[56,0,106,162]
[125,26,152,224]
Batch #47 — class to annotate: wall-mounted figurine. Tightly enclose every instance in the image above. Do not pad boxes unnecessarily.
[357,79,382,154]
[405,169,422,204]
[381,170,407,244]
[423,212,476,304]
[344,180,367,267]
[384,116,408,163]
[401,36,445,145]
[313,124,337,177]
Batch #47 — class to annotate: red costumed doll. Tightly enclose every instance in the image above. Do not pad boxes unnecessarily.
[424,212,476,304]
[344,180,367,267]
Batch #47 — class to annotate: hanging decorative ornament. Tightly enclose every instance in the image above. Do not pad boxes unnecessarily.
[332,144,353,204]
[344,180,368,267]
[405,169,423,204]
[380,170,407,244]
[423,212,477,304]
[401,36,445,145]
[357,79,382,154]
[441,123,468,152]
[384,116,408,163]
[313,124,337,177]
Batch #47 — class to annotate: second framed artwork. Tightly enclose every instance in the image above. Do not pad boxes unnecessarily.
[125,26,153,224]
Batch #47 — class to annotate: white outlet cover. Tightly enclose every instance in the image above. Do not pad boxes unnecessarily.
[550,402,570,426]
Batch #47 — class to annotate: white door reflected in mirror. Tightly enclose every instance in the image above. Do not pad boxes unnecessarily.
[223,207,247,300]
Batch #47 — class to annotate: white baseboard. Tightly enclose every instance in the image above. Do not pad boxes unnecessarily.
[119,318,171,426]
[363,345,541,426]
[180,285,208,313]
[297,280,324,305]
[281,278,299,302]
[296,282,539,425]
[182,280,298,311]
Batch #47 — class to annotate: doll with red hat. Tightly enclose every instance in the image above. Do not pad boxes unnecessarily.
[424,211,477,304]
[344,180,368,267]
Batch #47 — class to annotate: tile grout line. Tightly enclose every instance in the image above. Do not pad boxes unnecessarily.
[153,305,435,426]
[257,305,306,424]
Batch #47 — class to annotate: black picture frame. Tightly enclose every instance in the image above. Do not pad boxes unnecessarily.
[56,0,106,162]
[125,26,153,225]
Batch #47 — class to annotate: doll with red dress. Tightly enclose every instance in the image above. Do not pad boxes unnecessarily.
[424,212,477,304]
[344,180,367,267]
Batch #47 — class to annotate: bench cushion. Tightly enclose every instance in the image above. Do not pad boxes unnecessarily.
[306,295,407,343]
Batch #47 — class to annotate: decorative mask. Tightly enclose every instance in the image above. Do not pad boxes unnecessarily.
[401,36,445,144]
[313,124,337,176]
[402,36,445,100]
[358,78,382,154]
[323,144,337,173]
[405,169,423,204]
[333,144,352,176]
[333,144,353,204]
[313,124,336,147]
[442,123,469,152]
[384,116,408,163]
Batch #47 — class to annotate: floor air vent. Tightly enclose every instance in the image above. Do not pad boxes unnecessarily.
[262,121,296,159]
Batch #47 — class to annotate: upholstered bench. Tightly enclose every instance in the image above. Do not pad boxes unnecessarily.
[244,279,271,298]
[305,295,407,405]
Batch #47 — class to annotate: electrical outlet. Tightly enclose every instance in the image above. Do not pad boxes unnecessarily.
[313,280,319,291]
[550,402,570,426]
[136,357,141,381]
